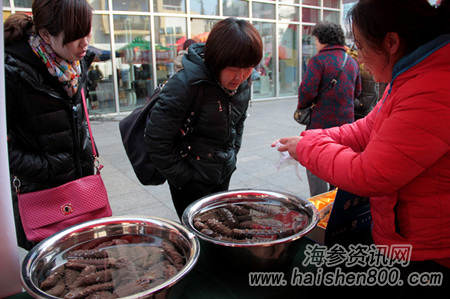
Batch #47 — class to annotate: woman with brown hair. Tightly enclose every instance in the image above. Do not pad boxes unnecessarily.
[4,0,96,250]
[145,18,263,219]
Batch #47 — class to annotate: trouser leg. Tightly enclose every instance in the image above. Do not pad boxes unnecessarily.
[306,169,329,197]
[169,175,232,220]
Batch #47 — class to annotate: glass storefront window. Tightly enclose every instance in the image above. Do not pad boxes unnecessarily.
[223,0,249,18]
[154,0,186,13]
[155,16,186,85]
[113,0,149,12]
[279,5,299,22]
[253,22,276,99]
[301,25,316,77]
[3,0,342,110]
[12,0,31,8]
[252,2,275,19]
[324,0,340,8]
[302,7,319,23]
[88,0,108,11]
[190,18,217,43]
[114,15,152,112]
[190,0,219,15]
[279,24,299,97]
[87,14,115,113]
[302,0,319,6]
[323,10,340,24]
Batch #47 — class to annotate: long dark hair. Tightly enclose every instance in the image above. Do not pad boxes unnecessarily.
[205,18,263,80]
[349,0,450,56]
[4,0,93,46]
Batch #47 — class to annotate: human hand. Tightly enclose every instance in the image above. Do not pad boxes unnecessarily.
[271,136,302,162]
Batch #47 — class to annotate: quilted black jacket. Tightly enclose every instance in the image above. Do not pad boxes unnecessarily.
[5,38,96,194]
[145,43,251,187]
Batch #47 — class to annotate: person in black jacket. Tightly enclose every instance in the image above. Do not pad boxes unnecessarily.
[145,18,263,219]
[4,0,96,250]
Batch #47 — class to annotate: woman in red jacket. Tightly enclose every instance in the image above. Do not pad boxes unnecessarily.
[275,0,450,289]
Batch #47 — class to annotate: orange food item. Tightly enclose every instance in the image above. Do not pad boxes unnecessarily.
[308,190,337,228]
[309,190,336,211]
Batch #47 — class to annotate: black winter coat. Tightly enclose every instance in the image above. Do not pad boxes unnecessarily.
[5,39,96,192]
[145,44,251,187]
[5,38,96,249]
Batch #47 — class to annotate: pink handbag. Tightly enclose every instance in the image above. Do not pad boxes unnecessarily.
[15,89,112,243]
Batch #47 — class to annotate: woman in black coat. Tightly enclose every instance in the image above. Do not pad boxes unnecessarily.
[145,18,263,219]
[4,0,96,250]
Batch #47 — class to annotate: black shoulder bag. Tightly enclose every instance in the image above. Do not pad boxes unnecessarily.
[294,53,348,126]
[119,85,202,185]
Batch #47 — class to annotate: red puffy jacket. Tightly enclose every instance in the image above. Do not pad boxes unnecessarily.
[297,35,450,262]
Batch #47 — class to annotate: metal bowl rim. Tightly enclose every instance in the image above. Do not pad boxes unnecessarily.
[182,189,319,247]
[21,215,200,299]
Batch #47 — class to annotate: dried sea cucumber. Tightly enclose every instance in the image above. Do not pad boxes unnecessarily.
[206,218,233,237]
[40,265,64,290]
[65,258,117,270]
[161,240,184,269]
[71,269,113,289]
[217,207,239,228]
[40,236,187,299]
[45,278,66,297]
[224,204,250,216]
[194,209,219,222]
[232,228,294,239]
[113,277,152,297]
[244,203,284,215]
[67,249,108,260]
[64,281,114,299]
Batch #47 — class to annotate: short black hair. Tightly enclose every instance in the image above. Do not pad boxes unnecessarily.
[205,18,263,80]
[312,21,345,46]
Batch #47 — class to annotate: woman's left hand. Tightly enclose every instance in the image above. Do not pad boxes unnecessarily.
[271,136,302,161]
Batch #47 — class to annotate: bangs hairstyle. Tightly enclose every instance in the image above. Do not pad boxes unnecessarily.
[33,0,93,45]
[205,18,263,79]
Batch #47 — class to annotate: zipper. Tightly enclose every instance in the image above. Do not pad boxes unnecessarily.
[72,104,82,177]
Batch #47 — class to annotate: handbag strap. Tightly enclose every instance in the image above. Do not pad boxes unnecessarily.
[315,53,349,101]
[81,88,98,158]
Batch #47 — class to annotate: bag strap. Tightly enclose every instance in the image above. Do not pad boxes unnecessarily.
[315,53,349,101]
[81,88,98,158]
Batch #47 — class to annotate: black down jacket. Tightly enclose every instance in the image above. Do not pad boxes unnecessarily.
[145,43,251,187]
[5,38,96,249]
[5,39,96,193]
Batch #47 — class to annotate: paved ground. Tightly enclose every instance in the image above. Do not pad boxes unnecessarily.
[18,97,311,259]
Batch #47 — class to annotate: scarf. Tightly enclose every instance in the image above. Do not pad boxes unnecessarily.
[28,32,81,98]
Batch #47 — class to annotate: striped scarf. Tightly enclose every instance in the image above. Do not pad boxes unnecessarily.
[28,32,81,98]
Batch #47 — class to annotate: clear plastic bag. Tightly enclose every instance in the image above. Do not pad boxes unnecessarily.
[273,141,303,180]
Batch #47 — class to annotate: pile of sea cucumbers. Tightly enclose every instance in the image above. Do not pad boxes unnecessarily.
[193,202,308,243]
[38,235,185,298]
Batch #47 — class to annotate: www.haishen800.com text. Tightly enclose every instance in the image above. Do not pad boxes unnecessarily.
[248,267,443,287]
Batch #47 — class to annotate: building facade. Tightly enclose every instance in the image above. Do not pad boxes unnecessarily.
[3,0,353,115]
